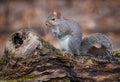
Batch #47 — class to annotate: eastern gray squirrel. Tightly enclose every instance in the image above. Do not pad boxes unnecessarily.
[46,11,82,55]
[46,11,112,59]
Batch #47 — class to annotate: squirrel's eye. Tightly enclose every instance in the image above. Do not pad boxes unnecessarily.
[52,18,55,21]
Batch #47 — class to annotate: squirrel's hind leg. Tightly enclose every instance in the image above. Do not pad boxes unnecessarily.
[68,38,81,55]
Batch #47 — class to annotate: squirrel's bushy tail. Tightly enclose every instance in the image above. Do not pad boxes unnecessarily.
[80,33,112,59]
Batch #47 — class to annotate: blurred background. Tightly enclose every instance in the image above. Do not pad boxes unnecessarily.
[0,0,120,57]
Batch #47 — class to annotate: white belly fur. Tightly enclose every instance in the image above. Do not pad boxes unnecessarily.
[59,36,71,51]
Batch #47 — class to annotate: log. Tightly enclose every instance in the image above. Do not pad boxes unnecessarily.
[0,29,120,82]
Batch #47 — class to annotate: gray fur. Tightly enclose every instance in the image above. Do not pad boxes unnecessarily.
[52,20,82,55]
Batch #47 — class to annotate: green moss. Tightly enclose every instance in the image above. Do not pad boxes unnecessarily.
[112,49,120,56]
[49,77,70,82]
[0,74,39,82]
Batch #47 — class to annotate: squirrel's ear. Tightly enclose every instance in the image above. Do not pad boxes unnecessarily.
[53,11,61,19]
[53,11,57,15]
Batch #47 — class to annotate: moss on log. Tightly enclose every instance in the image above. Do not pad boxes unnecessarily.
[0,29,120,82]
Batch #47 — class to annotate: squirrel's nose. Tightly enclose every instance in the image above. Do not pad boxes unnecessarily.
[46,23,48,26]
[46,22,52,27]
[45,23,48,26]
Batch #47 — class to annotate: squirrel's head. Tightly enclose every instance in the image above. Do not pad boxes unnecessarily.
[46,11,62,27]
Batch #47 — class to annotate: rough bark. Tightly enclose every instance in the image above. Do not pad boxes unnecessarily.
[0,29,120,82]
